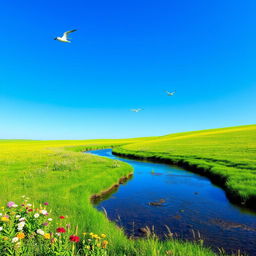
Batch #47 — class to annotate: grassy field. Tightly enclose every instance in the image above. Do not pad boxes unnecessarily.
[0,138,219,255]
[113,125,256,208]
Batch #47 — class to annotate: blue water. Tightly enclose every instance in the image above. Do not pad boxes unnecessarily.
[87,149,256,255]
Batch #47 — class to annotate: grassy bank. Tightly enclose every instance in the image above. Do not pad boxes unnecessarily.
[113,125,256,209]
[0,139,219,255]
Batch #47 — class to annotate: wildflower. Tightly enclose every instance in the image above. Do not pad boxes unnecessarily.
[101,234,106,238]
[44,202,49,206]
[27,204,32,207]
[18,221,25,227]
[17,233,25,239]
[44,233,51,239]
[19,217,26,222]
[34,213,40,218]
[42,222,48,226]
[66,223,71,229]
[59,216,65,219]
[16,215,21,218]
[0,227,3,231]
[28,209,33,212]
[56,232,61,236]
[36,229,45,235]
[7,201,15,208]
[102,240,108,248]
[17,221,25,231]
[0,213,2,216]
[56,227,66,233]
[3,237,8,241]
[1,216,9,222]
[48,218,53,221]
[69,235,80,243]
[40,210,48,215]
[82,232,87,236]
[12,237,19,243]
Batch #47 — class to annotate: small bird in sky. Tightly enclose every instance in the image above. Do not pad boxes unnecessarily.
[131,108,143,113]
[165,90,176,96]
[54,29,77,43]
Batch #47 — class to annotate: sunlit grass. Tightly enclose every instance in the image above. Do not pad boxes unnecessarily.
[114,124,256,206]
[0,138,221,255]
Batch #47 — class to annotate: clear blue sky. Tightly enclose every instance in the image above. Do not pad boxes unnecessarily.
[0,0,255,139]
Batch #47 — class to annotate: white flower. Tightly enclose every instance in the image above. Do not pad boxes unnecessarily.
[0,227,3,231]
[12,204,18,208]
[34,213,39,218]
[12,237,19,243]
[55,232,61,236]
[16,215,21,218]
[36,229,45,235]
[48,218,53,221]
[17,221,25,230]
[27,204,32,207]
[19,217,26,222]
[0,213,2,216]
[40,210,48,215]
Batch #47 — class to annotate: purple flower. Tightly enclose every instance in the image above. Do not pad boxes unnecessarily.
[42,222,49,226]
[7,202,15,208]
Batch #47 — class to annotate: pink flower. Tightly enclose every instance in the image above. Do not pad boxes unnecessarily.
[7,202,15,208]
[43,202,49,206]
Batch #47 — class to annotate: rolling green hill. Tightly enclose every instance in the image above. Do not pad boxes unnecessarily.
[114,125,256,208]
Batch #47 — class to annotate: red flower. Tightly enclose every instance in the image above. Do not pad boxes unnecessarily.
[59,216,65,219]
[69,235,80,243]
[56,227,66,233]
[28,209,33,212]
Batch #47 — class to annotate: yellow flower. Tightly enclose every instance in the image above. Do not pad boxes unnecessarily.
[85,245,90,250]
[17,233,25,239]
[89,232,94,236]
[44,233,51,239]
[96,243,101,247]
[10,212,16,216]
[3,236,9,241]
[101,234,106,238]
[82,232,87,236]
[102,240,108,248]
[1,217,9,222]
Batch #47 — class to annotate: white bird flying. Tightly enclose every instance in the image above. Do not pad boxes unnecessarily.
[54,29,77,43]
[131,108,143,113]
[165,90,176,96]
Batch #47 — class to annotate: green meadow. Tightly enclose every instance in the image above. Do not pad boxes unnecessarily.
[0,125,255,255]
[113,124,256,208]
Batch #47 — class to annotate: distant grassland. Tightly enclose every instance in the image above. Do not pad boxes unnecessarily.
[0,138,218,256]
[113,125,256,208]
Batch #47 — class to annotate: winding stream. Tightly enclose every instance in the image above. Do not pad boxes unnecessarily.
[87,149,256,255]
